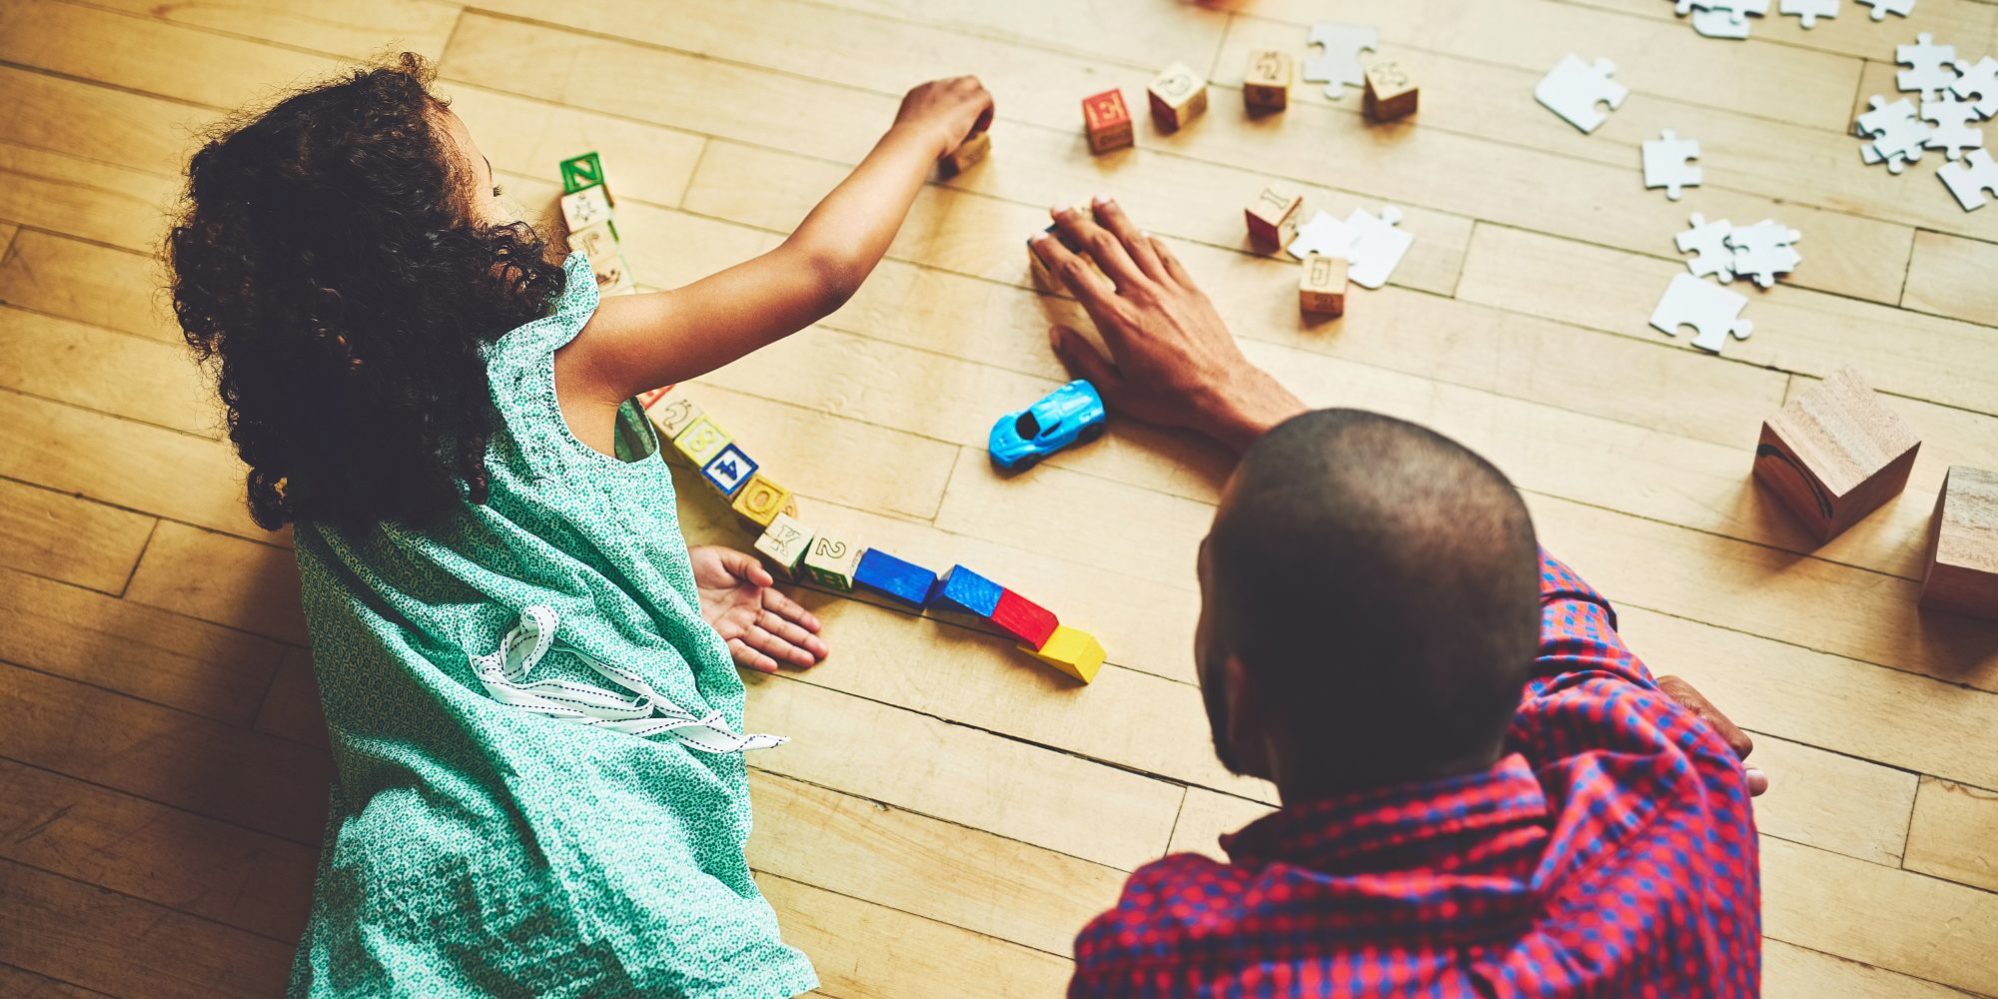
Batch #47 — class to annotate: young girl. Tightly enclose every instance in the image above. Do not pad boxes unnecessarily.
[169,53,991,997]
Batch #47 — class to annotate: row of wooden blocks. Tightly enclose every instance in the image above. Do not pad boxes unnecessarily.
[1079,51,1420,154]
[1244,182,1349,317]
[558,152,637,296]
[638,390,1108,682]
[1753,368,1996,619]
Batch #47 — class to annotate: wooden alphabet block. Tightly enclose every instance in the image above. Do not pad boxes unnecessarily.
[1245,183,1303,251]
[938,130,992,177]
[991,589,1059,649]
[753,513,815,579]
[1147,62,1209,131]
[852,549,939,610]
[799,533,862,592]
[1920,466,1998,620]
[559,151,606,195]
[1299,254,1348,316]
[569,220,621,264]
[1243,50,1293,111]
[646,395,703,441]
[700,444,759,498]
[1017,625,1106,684]
[731,474,793,530]
[672,416,732,469]
[634,385,674,413]
[1363,61,1419,122]
[1753,368,1920,543]
[1082,89,1134,154]
[588,248,636,296]
[560,186,615,232]
[925,564,1004,631]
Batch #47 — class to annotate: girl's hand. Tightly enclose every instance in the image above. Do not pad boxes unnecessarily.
[689,546,829,673]
[894,76,995,159]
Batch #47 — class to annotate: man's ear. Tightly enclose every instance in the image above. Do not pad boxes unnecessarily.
[1224,655,1273,780]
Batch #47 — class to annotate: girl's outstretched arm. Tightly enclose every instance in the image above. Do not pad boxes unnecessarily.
[559,76,993,407]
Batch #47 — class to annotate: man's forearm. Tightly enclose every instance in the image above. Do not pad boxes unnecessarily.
[1202,369,1307,456]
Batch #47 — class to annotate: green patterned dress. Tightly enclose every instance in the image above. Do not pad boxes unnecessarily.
[286,254,818,998]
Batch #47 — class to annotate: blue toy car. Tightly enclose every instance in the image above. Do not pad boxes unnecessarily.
[988,379,1106,470]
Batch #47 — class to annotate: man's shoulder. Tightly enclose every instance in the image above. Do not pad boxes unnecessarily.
[1073,852,1254,956]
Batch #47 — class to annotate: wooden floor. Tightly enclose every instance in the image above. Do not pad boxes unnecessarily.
[2,0,1997,994]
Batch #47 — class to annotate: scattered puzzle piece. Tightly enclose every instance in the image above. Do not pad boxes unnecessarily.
[753,513,814,579]
[1923,97,1986,160]
[853,549,939,610]
[1691,7,1753,38]
[1642,129,1703,200]
[1082,89,1134,154]
[1939,148,1998,210]
[1897,33,1958,100]
[1858,0,1915,19]
[1675,213,1737,282]
[1302,22,1379,98]
[1920,465,1998,620]
[1779,0,1839,28]
[701,444,759,498]
[1341,206,1413,289]
[1535,54,1628,134]
[1286,210,1355,261]
[1856,95,1931,173]
[1244,50,1293,111]
[1299,254,1348,316]
[1650,273,1753,354]
[1147,62,1209,131]
[1017,625,1106,684]
[1753,367,1920,544]
[1952,57,1998,119]
[1728,219,1803,288]
[1362,60,1419,121]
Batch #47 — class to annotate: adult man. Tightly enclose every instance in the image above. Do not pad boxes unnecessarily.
[1029,199,1765,997]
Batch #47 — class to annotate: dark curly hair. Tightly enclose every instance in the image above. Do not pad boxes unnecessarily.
[169,53,566,532]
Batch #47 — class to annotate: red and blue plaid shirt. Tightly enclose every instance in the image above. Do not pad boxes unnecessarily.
[1070,553,1759,997]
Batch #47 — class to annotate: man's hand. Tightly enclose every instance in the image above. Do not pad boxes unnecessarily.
[689,546,829,673]
[1657,675,1768,796]
[1028,198,1306,455]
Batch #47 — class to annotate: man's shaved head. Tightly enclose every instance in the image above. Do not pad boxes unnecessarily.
[1196,409,1540,794]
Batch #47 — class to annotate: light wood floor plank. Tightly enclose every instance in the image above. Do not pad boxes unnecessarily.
[0,305,216,435]
[81,0,459,61]
[0,230,180,343]
[123,522,307,643]
[254,646,326,749]
[0,478,154,595]
[0,142,178,254]
[1763,938,1979,999]
[1905,778,1998,893]
[442,87,708,212]
[1904,230,1998,325]
[0,223,16,260]
[0,64,207,178]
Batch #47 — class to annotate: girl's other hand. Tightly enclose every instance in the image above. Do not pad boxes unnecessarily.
[689,545,829,673]
[894,76,995,159]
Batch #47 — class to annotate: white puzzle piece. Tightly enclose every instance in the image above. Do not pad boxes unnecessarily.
[1856,95,1931,172]
[1938,148,1998,211]
[1302,23,1379,98]
[1951,57,1998,119]
[1675,213,1737,282]
[1779,0,1840,27]
[1727,219,1803,288]
[1643,130,1703,199]
[1923,98,1985,159]
[1535,55,1628,134]
[1897,34,1958,100]
[1650,274,1754,354]
[1341,206,1413,289]
[1857,0,1915,19]
[1286,210,1355,260]
[1692,7,1752,37]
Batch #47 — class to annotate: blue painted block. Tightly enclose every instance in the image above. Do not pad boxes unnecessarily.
[852,549,939,609]
[925,565,1004,631]
[701,444,758,498]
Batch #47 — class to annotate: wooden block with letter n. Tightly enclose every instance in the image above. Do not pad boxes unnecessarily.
[1752,368,1920,543]
[1147,63,1209,132]
[754,513,815,579]
[1920,466,1998,620]
[731,474,794,531]
[1243,50,1293,112]
[701,444,759,499]
[1363,61,1419,122]
[1082,89,1134,154]
[560,151,607,195]
[1018,625,1106,684]
[852,549,940,612]
[673,416,732,469]
[799,533,863,593]
[1299,254,1348,316]
[1245,183,1303,252]
[938,130,991,177]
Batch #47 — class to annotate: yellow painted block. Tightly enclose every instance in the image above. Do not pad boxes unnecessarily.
[1017,625,1106,684]
[731,474,794,530]
[672,415,730,467]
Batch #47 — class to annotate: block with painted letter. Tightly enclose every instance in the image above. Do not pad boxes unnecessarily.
[646,394,702,441]
[588,249,637,296]
[1920,466,1998,620]
[1243,50,1293,111]
[701,444,758,498]
[799,533,862,592]
[1245,183,1303,251]
[569,220,621,264]
[560,186,615,232]
[731,474,794,530]
[852,549,940,610]
[1147,62,1209,131]
[559,151,607,195]
[1018,625,1106,684]
[925,564,1005,631]
[673,416,732,468]
[1752,368,1919,544]
[1299,254,1348,316]
[634,385,675,413]
[753,513,815,579]
[991,589,1059,649]
[1082,89,1134,154]
[1363,60,1419,122]
[938,130,991,177]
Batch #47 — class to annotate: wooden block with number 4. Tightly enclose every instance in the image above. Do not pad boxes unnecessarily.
[1018,625,1106,684]
[800,533,863,592]
[754,513,815,579]
[1363,61,1419,122]
[1082,89,1134,154]
[1752,367,1919,544]
[1245,184,1303,251]
[1299,254,1348,316]
[731,474,794,530]
[1243,50,1293,111]
[1147,63,1208,132]
[1921,466,1998,620]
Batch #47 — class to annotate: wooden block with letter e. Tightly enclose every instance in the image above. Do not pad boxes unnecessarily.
[990,589,1059,649]
[560,185,615,232]
[673,416,732,469]
[1752,368,1920,543]
[1245,183,1303,251]
[1243,50,1293,111]
[701,444,759,499]
[754,513,815,579]
[938,130,991,177]
[1363,60,1419,122]
[799,533,863,592]
[731,474,794,531]
[1299,254,1348,316]
[1018,625,1106,684]
[1147,62,1209,131]
[1082,89,1134,154]
[852,549,940,612]
[1921,466,1998,620]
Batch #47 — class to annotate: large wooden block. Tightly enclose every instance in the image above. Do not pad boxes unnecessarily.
[991,589,1059,649]
[1753,368,1920,543]
[1082,89,1134,154]
[731,474,794,530]
[1243,50,1293,111]
[925,564,1004,632]
[560,186,615,232]
[1147,62,1209,132]
[559,151,606,195]
[1363,61,1420,122]
[569,220,621,264]
[753,513,815,579]
[1245,183,1303,251]
[1017,625,1106,684]
[701,444,759,498]
[1921,466,1998,620]
[853,549,939,610]
[1299,254,1348,316]
[672,416,732,468]
[938,130,991,177]
[799,533,862,593]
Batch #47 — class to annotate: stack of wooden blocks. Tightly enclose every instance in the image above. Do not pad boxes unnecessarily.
[559,152,637,296]
[639,388,1108,684]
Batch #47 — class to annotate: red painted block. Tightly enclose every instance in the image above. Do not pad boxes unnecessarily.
[992,589,1059,649]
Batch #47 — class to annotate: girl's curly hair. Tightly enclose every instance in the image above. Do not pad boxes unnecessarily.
[169,53,566,532]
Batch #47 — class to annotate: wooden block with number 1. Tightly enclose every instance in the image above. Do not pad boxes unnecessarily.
[1082,89,1134,154]
[1921,466,1998,620]
[1752,367,1919,544]
[1147,63,1208,132]
[1363,61,1419,122]
[1300,254,1348,316]
[1243,50,1293,111]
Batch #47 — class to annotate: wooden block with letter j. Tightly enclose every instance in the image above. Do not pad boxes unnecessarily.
[1752,367,1920,544]
[1299,254,1348,316]
[1920,466,1998,620]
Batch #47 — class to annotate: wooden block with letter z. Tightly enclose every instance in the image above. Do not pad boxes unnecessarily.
[1752,368,1920,543]
[754,513,815,579]
[938,130,991,177]
[1147,63,1209,131]
[701,444,759,499]
[1082,89,1134,154]
[1921,466,1998,620]
[1245,183,1303,251]
[1299,254,1348,316]
[852,549,940,612]
[799,533,863,593]
[1018,625,1106,684]
[1363,60,1419,122]
[1243,50,1293,112]
[731,474,794,531]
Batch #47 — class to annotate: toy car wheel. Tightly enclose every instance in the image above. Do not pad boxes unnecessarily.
[1012,452,1043,471]
[1078,423,1104,444]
